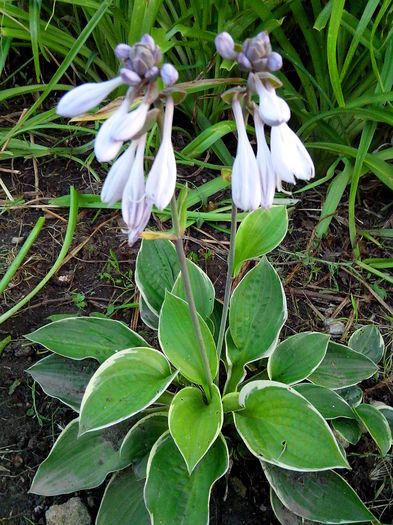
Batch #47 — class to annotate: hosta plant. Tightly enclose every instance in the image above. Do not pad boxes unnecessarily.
[26,32,392,524]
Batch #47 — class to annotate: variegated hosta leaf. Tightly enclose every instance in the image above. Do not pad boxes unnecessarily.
[332,418,362,445]
[234,381,348,471]
[30,419,129,496]
[120,413,168,479]
[144,432,229,525]
[96,467,150,525]
[308,342,377,389]
[27,353,98,411]
[79,347,177,434]
[233,206,288,276]
[268,332,329,384]
[263,462,375,524]
[355,404,392,456]
[171,258,215,319]
[26,316,147,363]
[227,258,286,391]
[293,384,354,420]
[349,324,384,364]
[135,239,179,315]
[159,292,218,386]
[169,384,223,473]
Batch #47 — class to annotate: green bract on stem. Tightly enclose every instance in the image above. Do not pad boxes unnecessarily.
[170,196,214,402]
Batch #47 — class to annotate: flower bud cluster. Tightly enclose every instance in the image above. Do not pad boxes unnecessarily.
[56,34,179,246]
[215,31,282,73]
[115,35,178,87]
[216,31,314,211]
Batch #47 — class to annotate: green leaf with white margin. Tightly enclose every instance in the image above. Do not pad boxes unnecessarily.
[27,354,98,412]
[355,404,392,456]
[159,292,218,386]
[30,418,129,496]
[270,489,316,525]
[96,467,150,525]
[120,413,168,479]
[374,402,393,435]
[144,432,229,525]
[172,259,215,319]
[293,384,354,420]
[349,325,384,364]
[233,206,288,276]
[308,342,377,389]
[332,418,362,445]
[229,258,286,374]
[234,381,348,471]
[169,384,223,473]
[26,317,147,364]
[135,239,179,315]
[263,462,375,524]
[336,385,363,407]
[139,295,159,330]
[79,348,177,435]
[268,333,329,384]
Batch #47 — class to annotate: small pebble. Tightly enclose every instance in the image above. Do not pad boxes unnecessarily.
[13,455,23,468]
[323,319,345,336]
[46,497,91,525]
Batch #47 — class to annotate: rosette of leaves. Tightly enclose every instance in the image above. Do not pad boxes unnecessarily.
[26,210,390,524]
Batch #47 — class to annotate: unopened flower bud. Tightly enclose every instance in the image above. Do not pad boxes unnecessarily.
[252,57,269,72]
[140,34,155,51]
[115,43,132,61]
[145,66,160,81]
[153,47,163,64]
[237,52,252,71]
[267,51,283,71]
[120,68,142,86]
[215,32,236,60]
[129,43,155,76]
[160,63,178,86]
[256,31,270,43]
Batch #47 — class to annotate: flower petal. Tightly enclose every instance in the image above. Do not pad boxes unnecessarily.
[94,97,130,162]
[231,97,261,211]
[101,142,137,206]
[56,77,123,118]
[111,100,149,142]
[145,97,176,210]
[255,76,290,127]
[254,109,275,209]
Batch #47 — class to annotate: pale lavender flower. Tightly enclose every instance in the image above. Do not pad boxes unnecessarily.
[215,32,236,60]
[56,77,123,118]
[121,134,152,245]
[145,96,176,210]
[237,52,252,71]
[254,75,290,127]
[100,142,137,206]
[231,96,261,211]
[271,123,315,185]
[120,68,142,86]
[112,96,149,142]
[254,109,275,210]
[160,63,179,86]
[94,96,130,162]
[115,43,132,61]
[267,51,283,71]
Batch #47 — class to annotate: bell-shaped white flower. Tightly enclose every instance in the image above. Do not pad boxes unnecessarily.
[101,142,137,206]
[254,75,290,127]
[56,77,123,118]
[112,97,149,142]
[145,96,176,210]
[94,96,130,162]
[121,134,152,245]
[271,123,315,185]
[254,109,275,210]
[231,96,261,211]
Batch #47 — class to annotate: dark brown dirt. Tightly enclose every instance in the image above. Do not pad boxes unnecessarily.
[1,139,393,524]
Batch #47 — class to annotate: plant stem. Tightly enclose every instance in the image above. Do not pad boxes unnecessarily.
[170,196,213,402]
[215,203,237,383]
